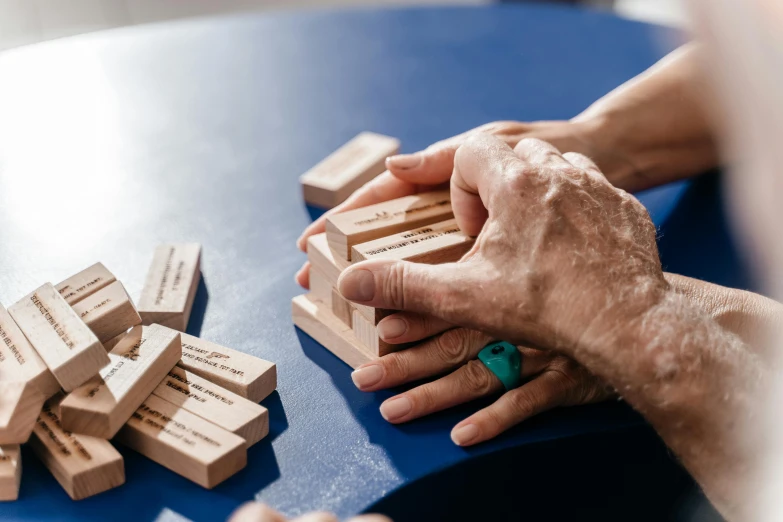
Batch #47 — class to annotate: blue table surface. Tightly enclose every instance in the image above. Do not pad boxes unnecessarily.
[0,4,751,522]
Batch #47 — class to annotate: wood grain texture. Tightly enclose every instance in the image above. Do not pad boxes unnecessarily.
[300,132,399,209]
[116,394,246,489]
[351,218,474,263]
[308,267,332,306]
[8,283,109,392]
[55,263,116,306]
[101,329,129,352]
[292,295,377,369]
[30,397,125,500]
[137,243,201,332]
[307,233,350,286]
[73,281,141,343]
[152,366,269,447]
[352,310,407,357]
[0,381,45,444]
[177,333,277,403]
[0,304,60,398]
[59,324,181,439]
[0,445,21,501]
[331,288,353,328]
[325,190,453,260]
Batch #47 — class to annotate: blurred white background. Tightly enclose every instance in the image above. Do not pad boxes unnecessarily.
[0,0,687,52]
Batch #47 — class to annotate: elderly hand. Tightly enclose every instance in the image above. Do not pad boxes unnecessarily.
[294,119,610,288]
[228,503,391,522]
[336,135,667,359]
[351,328,611,446]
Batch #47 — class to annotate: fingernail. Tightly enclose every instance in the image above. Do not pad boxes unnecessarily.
[386,153,421,170]
[451,424,479,446]
[380,396,412,421]
[377,318,407,340]
[339,269,375,301]
[351,364,383,389]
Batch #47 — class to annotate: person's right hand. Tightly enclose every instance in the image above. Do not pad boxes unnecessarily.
[295,119,612,288]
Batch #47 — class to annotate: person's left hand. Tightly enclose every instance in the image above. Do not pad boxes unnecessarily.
[228,503,391,522]
[350,328,612,446]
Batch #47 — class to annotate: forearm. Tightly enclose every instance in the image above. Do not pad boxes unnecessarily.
[572,44,719,192]
[574,290,766,520]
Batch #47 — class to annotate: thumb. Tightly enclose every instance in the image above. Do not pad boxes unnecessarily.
[385,142,458,185]
[337,259,473,323]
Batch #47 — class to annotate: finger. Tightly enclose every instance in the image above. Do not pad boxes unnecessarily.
[512,137,570,168]
[296,172,418,251]
[351,328,491,391]
[291,514,338,522]
[385,141,459,184]
[379,360,504,423]
[451,134,523,236]
[347,516,393,522]
[562,151,606,181]
[229,503,286,522]
[337,259,476,325]
[450,371,570,446]
[295,261,310,289]
[376,312,453,344]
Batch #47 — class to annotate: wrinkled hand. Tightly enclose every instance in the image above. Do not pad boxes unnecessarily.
[351,328,611,446]
[295,119,608,288]
[337,135,667,360]
[228,503,391,522]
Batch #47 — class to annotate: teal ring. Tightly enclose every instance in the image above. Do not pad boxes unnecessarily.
[478,341,522,391]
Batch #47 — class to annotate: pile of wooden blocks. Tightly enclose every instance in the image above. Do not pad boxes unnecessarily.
[0,244,276,501]
[295,133,475,367]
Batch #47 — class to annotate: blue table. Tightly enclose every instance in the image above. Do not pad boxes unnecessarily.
[0,4,739,522]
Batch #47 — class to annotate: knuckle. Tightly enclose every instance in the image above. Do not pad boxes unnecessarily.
[461,360,495,395]
[383,262,408,309]
[433,329,472,364]
[505,390,537,418]
[383,352,411,382]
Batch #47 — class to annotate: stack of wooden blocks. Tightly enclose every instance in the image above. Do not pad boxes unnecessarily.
[294,133,475,367]
[0,244,276,501]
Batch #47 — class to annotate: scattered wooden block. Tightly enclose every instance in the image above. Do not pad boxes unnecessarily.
[331,288,353,328]
[30,396,125,500]
[352,218,474,263]
[0,445,21,501]
[308,267,333,306]
[0,381,46,444]
[300,132,400,209]
[0,304,60,398]
[8,283,109,392]
[137,244,201,332]
[55,263,116,306]
[59,325,181,439]
[73,281,141,343]
[352,310,408,357]
[178,333,277,403]
[307,233,350,286]
[152,367,268,447]
[116,394,246,489]
[292,295,377,369]
[325,190,453,260]
[101,329,129,352]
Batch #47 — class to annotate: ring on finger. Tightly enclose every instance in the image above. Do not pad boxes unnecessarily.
[477,341,522,391]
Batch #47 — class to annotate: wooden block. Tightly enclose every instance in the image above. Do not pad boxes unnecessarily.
[73,281,142,343]
[102,329,129,352]
[352,218,474,263]
[353,304,390,326]
[292,294,377,369]
[331,288,353,328]
[0,381,45,444]
[137,243,201,332]
[0,304,60,398]
[116,394,246,489]
[152,367,268,447]
[0,445,21,501]
[352,310,408,357]
[300,132,400,209]
[55,263,116,306]
[59,324,181,439]
[30,397,125,500]
[309,267,332,306]
[177,333,277,403]
[8,283,109,392]
[307,233,350,286]
[325,190,453,260]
